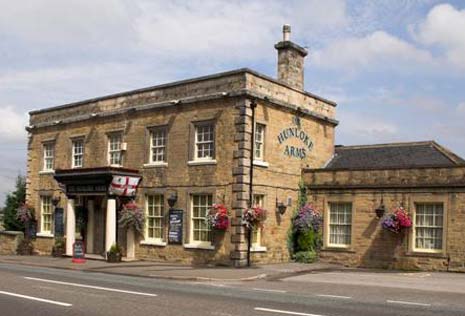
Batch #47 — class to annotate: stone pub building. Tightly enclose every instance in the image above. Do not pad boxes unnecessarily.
[26,25,465,270]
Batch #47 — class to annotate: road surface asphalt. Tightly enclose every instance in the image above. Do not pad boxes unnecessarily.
[0,262,464,316]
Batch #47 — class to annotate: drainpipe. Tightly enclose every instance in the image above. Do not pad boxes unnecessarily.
[247,99,257,267]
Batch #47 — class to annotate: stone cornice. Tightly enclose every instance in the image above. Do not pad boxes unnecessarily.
[29,68,336,116]
[26,90,339,131]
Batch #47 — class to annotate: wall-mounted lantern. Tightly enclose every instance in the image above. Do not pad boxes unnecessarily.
[276,198,287,215]
[167,192,178,209]
[52,195,61,207]
[375,199,386,219]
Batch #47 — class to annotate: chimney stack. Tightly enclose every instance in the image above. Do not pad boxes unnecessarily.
[274,24,308,90]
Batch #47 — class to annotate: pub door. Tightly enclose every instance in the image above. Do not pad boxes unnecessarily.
[88,196,106,256]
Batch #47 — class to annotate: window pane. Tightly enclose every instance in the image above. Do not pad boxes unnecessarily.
[415,203,444,251]
[254,124,265,160]
[151,129,166,162]
[191,194,213,242]
[328,203,352,246]
[145,194,164,241]
[195,124,214,160]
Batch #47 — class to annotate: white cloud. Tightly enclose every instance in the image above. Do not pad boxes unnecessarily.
[457,102,465,114]
[312,30,433,71]
[337,111,399,145]
[0,106,27,143]
[0,0,136,48]
[135,0,348,62]
[0,0,347,64]
[412,3,465,69]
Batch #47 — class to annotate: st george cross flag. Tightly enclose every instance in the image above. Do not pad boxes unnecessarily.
[109,176,141,196]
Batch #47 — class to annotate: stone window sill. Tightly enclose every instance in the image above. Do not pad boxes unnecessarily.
[253,160,269,168]
[36,232,54,238]
[405,251,447,259]
[184,243,215,250]
[250,245,267,252]
[321,247,356,253]
[39,170,55,175]
[140,240,167,247]
[143,162,168,168]
[187,160,217,166]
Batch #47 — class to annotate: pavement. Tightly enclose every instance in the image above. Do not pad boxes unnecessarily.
[1,262,465,316]
[0,255,346,281]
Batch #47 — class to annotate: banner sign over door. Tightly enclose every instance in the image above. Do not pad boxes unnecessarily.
[109,176,141,196]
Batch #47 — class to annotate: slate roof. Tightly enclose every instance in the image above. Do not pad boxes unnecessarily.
[325,141,465,170]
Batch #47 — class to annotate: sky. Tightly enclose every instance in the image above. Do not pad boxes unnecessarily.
[1,0,465,205]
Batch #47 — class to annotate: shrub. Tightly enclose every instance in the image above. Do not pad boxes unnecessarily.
[293,251,318,263]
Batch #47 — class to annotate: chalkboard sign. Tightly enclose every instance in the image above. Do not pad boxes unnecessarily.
[72,240,86,263]
[168,209,183,245]
[54,208,64,237]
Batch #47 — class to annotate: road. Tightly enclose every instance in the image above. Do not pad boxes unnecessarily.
[0,262,464,316]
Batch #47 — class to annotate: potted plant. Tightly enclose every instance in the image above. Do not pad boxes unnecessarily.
[206,204,230,231]
[106,243,122,263]
[51,237,65,257]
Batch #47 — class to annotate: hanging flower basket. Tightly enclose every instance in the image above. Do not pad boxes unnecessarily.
[206,204,230,231]
[242,206,267,229]
[16,203,35,223]
[381,206,412,234]
[118,200,145,236]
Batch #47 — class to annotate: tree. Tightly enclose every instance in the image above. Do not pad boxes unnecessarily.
[2,175,26,231]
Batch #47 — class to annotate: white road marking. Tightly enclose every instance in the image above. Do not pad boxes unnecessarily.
[316,294,351,299]
[387,300,431,307]
[0,290,72,307]
[24,277,157,297]
[254,307,325,316]
[253,288,288,293]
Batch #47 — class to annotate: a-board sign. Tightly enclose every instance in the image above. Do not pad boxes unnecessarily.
[72,240,86,263]
[168,209,183,245]
[54,208,64,237]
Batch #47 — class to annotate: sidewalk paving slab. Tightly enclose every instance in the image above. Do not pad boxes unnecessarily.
[0,255,346,281]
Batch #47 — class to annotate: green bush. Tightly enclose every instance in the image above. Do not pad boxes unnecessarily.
[297,230,316,252]
[109,243,121,254]
[293,251,318,263]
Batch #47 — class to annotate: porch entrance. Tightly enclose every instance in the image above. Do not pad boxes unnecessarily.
[54,167,141,259]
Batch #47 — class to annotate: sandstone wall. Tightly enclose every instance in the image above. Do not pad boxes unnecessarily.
[304,167,465,271]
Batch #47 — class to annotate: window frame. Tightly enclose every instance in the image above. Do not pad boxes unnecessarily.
[149,127,167,164]
[144,194,165,244]
[40,195,53,235]
[107,132,123,167]
[254,123,266,161]
[189,193,213,248]
[71,138,84,169]
[193,123,215,161]
[42,142,55,172]
[412,202,446,254]
[326,202,353,249]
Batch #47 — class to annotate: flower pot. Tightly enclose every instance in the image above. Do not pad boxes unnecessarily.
[51,246,65,257]
[106,252,122,263]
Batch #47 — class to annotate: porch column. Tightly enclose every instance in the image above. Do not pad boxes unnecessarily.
[126,227,135,259]
[105,198,117,253]
[86,199,95,254]
[66,198,76,256]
